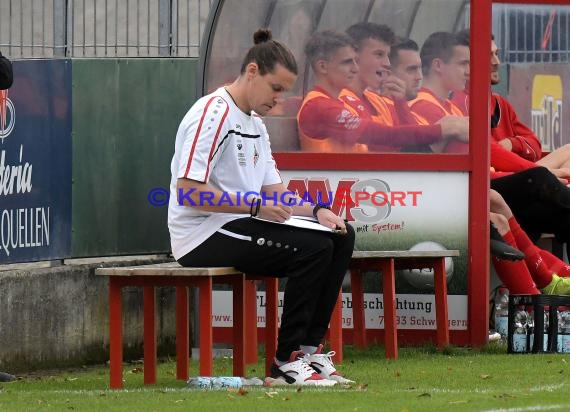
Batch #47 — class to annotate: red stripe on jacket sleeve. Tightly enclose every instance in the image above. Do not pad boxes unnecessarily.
[203,103,230,182]
[184,96,217,178]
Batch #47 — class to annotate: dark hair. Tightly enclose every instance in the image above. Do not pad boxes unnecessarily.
[240,28,298,75]
[305,30,356,69]
[455,30,496,48]
[389,37,419,67]
[346,22,395,49]
[420,31,459,76]
[0,52,13,90]
[455,29,470,47]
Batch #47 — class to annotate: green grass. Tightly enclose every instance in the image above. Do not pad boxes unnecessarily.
[1,344,569,411]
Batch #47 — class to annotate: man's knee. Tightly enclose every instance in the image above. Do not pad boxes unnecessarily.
[489,189,503,202]
[302,234,335,258]
[490,190,512,217]
[523,166,555,182]
[345,223,356,240]
[490,212,509,234]
[337,223,356,250]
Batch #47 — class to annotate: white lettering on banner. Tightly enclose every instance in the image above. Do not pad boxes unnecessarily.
[0,141,49,258]
[0,207,50,257]
[0,145,33,196]
[531,97,562,152]
[211,292,467,330]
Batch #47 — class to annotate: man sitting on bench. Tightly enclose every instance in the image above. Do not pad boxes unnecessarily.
[168,28,355,386]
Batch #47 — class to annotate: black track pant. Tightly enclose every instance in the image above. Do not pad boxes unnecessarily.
[491,166,570,242]
[178,217,356,362]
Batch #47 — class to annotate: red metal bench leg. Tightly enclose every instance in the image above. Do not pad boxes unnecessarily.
[381,259,398,359]
[433,257,450,349]
[329,292,343,363]
[109,278,123,389]
[350,268,366,349]
[245,279,258,364]
[143,286,157,384]
[198,277,213,376]
[265,278,279,377]
[176,286,189,381]
[232,276,246,376]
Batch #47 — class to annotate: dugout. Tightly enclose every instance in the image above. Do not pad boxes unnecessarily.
[198,0,569,348]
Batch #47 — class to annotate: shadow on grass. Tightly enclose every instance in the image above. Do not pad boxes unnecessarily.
[344,340,508,361]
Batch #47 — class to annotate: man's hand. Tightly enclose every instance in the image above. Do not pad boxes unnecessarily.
[498,138,513,151]
[257,204,293,222]
[380,74,407,101]
[316,208,347,234]
[438,116,469,142]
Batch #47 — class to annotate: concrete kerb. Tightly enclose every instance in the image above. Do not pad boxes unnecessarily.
[0,255,179,373]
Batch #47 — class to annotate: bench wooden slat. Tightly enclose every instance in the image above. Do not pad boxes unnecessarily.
[351,250,459,259]
[96,251,459,277]
[96,262,241,277]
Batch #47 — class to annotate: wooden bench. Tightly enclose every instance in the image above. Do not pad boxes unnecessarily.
[330,250,460,360]
[97,249,458,388]
[96,263,247,389]
[97,263,286,389]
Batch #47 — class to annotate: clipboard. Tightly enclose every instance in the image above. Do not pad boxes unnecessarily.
[252,216,342,233]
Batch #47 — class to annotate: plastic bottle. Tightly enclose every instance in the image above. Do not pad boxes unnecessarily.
[494,287,509,337]
[558,311,570,353]
[186,376,263,390]
[541,311,549,351]
[512,309,531,352]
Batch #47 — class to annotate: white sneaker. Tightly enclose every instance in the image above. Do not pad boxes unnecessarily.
[307,345,355,384]
[269,350,337,386]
